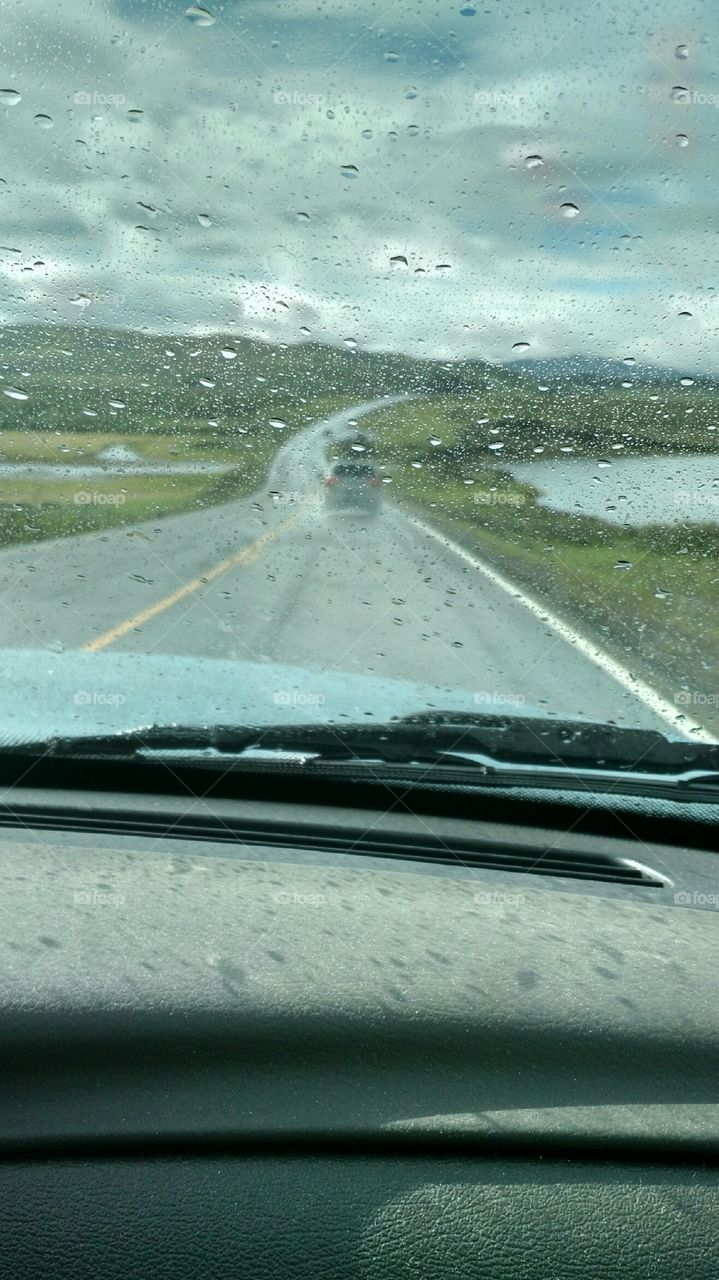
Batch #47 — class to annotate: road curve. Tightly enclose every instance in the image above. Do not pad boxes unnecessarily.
[0,397,690,732]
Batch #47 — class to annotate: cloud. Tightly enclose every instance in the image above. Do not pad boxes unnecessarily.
[0,0,716,370]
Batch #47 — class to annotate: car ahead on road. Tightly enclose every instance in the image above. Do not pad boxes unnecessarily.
[323,460,382,513]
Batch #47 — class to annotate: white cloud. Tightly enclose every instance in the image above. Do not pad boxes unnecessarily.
[0,0,716,370]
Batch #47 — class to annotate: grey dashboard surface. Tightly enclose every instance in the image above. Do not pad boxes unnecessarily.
[0,796,717,1155]
[0,1157,717,1280]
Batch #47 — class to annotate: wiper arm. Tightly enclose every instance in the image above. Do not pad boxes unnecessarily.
[6,715,719,799]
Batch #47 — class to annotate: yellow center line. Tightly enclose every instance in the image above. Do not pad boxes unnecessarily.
[81,507,304,653]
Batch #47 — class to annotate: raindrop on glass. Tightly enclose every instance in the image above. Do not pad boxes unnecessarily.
[185,5,216,25]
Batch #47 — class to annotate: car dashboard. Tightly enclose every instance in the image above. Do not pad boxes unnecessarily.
[0,774,717,1278]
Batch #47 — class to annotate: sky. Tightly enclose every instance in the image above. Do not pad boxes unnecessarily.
[1,0,718,369]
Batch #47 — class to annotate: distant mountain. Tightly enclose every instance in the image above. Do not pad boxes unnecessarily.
[503,354,714,386]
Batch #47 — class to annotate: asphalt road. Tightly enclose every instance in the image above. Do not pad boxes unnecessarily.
[0,397,693,733]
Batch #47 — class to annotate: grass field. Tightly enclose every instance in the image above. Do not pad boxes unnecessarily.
[362,396,719,730]
[0,392,357,547]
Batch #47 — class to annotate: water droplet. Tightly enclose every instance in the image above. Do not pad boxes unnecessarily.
[389,254,408,270]
[597,459,612,468]
[384,50,400,62]
[678,309,693,317]
[361,128,373,139]
[109,399,126,409]
[406,124,420,136]
[340,164,359,179]
[197,213,212,227]
[350,442,366,452]
[676,132,689,147]
[344,337,358,350]
[613,560,632,570]
[34,113,53,129]
[675,43,689,59]
[269,417,287,430]
[0,90,21,106]
[559,202,579,218]
[404,85,418,99]
[435,262,452,272]
[296,210,310,220]
[299,325,311,336]
[221,346,237,360]
[512,341,530,351]
[185,4,216,25]
[655,587,673,599]
[525,154,543,168]
[199,377,215,388]
[623,356,636,365]
[680,376,695,386]
[427,435,442,447]
[127,108,144,123]
[671,85,689,102]
[69,293,92,309]
[3,386,28,401]
[460,2,476,13]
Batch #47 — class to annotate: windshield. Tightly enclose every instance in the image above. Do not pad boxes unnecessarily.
[1,0,717,763]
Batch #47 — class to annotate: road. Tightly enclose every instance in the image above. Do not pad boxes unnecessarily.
[0,397,694,733]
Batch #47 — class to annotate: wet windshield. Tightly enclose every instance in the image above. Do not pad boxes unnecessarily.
[1,0,717,756]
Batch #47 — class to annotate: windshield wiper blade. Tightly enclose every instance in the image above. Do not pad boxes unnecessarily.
[5,715,719,798]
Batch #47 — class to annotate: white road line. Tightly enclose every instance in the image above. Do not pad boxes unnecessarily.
[407,512,716,744]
